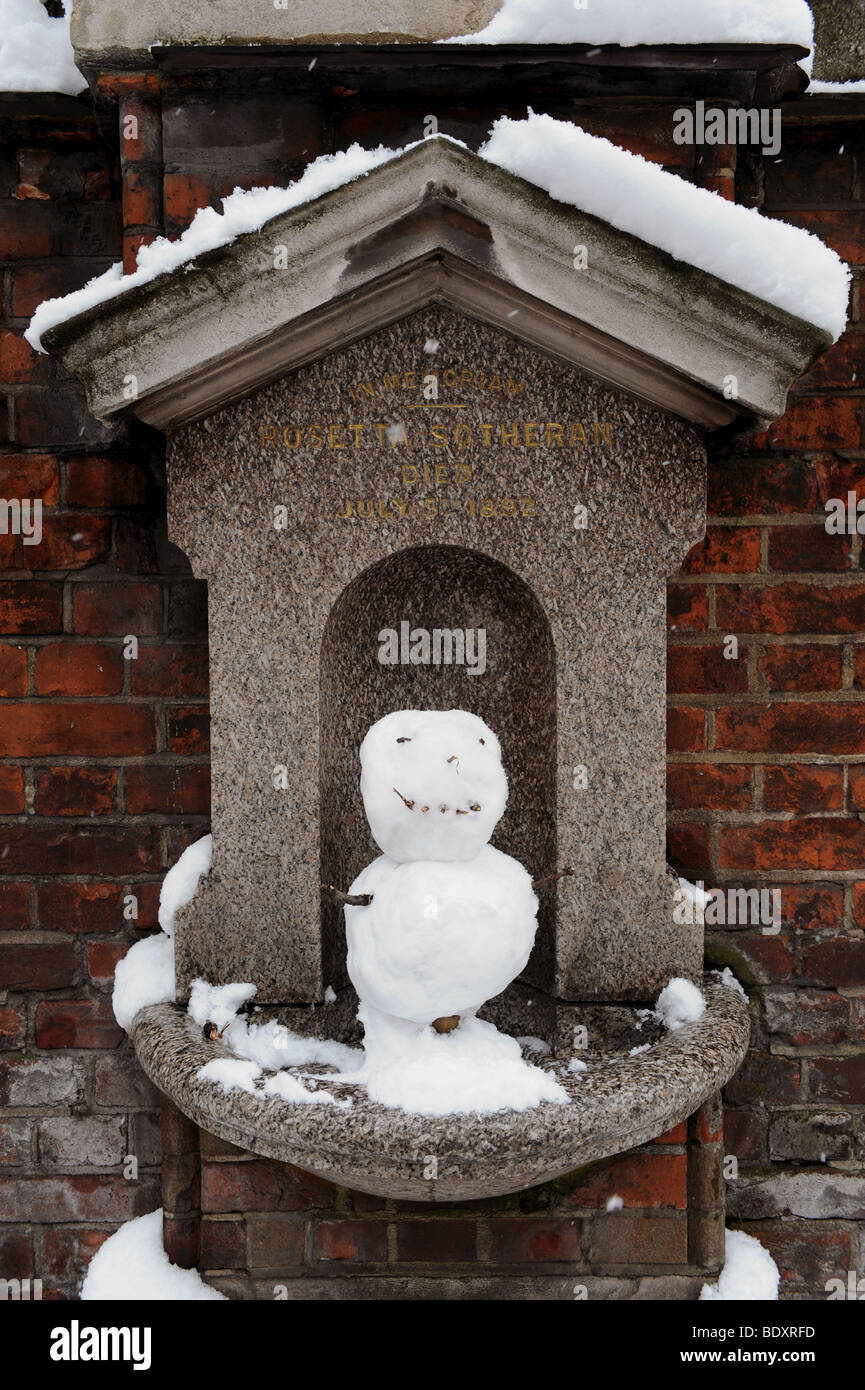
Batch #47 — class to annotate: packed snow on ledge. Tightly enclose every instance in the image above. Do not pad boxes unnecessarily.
[444,0,813,48]
[80,1209,225,1301]
[0,0,86,96]
[699,1228,780,1301]
[27,114,850,352]
[113,835,569,1117]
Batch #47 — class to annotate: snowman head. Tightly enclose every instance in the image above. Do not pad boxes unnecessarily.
[359,709,508,863]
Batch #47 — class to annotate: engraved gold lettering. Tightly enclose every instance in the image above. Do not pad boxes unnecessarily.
[435,463,449,485]
[329,425,345,448]
[546,422,564,447]
[500,422,519,445]
[430,425,448,448]
[594,420,612,446]
[338,500,353,518]
[525,422,541,446]
[480,423,494,446]
[570,422,588,447]
[403,464,418,486]
[260,424,277,447]
[455,463,472,484]
[357,500,373,518]
[454,422,472,448]
[349,424,365,446]
[309,425,325,448]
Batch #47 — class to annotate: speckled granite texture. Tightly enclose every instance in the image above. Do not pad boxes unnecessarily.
[169,306,706,1005]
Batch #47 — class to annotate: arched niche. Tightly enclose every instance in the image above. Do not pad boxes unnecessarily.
[319,544,557,992]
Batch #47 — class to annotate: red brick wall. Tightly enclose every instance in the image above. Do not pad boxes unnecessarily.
[0,83,862,1300]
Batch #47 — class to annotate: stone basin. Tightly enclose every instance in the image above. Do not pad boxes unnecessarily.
[131,976,749,1201]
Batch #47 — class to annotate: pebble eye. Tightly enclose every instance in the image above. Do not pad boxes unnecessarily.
[396,737,411,744]
[479,738,485,745]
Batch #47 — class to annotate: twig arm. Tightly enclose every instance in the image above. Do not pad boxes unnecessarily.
[531,868,574,892]
[322,883,374,907]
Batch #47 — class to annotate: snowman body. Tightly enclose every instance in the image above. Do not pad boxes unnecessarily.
[344,710,538,1027]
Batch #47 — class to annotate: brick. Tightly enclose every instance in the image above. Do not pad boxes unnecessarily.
[769,1110,853,1163]
[724,1052,801,1106]
[0,942,77,991]
[0,882,29,930]
[0,1229,33,1279]
[0,1004,26,1049]
[763,764,843,812]
[42,1227,111,1295]
[719,818,865,871]
[0,201,52,257]
[727,1171,865,1220]
[856,647,865,689]
[847,765,865,810]
[488,1216,581,1263]
[667,584,707,631]
[0,643,27,695]
[0,454,59,505]
[0,1116,31,1168]
[752,395,861,451]
[396,1219,477,1262]
[37,881,123,934]
[15,390,114,450]
[708,456,819,516]
[853,882,865,930]
[125,763,210,815]
[564,1153,687,1211]
[723,1108,763,1162]
[0,765,25,813]
[130,644,209,697]
[0,703,155,756]
[131,1111,161,1167]
[66,456,153,508]
[1,824,160,876]
[72,582,162,636]
[34,641,124,696]
[11,260,114,318]
[681,526,760,574]
[35,997,125,1049]
[0,328,50,384]
[758,643,842,692]
[0,1174,159,1223]
[245,1214,306,1270]
[167,705,210,754]
[38,1114,125,1168]
[716,702,865,754]
[666,764,751,811]
[666,706,705,751]
[166,581,207,637]
[586,1210,687,1265]
[653,1122,687,1145]
[86,940,128,986]
[667,645,748,694]
[768,524,851,573]
[162,172,220,235]
[803,936,865,988]
[21,515,110,572]
[0,581,62,633]
[93,1048,157,1108]
[200,1218,246,1269]
[709,932,793,983]
[778,209,865,265]
[311,1220,388,1263]
[0,1055,84,1107]
[780,883,842,932]
[764,989,849,1045]
[808,1056,865,1105]
[796,331,863,391]
[201,1159,336,1213]
[717,583,865,635]
[34,766,116,816]
[759,1225,852,1291]
[666,823,710,875]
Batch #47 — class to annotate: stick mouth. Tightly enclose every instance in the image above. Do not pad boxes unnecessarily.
[393,788,481,815]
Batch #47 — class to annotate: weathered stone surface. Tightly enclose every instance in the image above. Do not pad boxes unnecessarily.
[768,1109,853,1163]
[131,978,749,1201]
[810,1,865,82]
[172,306,705,1004]
[0,1055,85,1108]
[37,1115,126,1169]
[726,1171,865,1220]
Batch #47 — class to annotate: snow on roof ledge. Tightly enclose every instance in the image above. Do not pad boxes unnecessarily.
[445,0,814,48]
[37,130,838,433]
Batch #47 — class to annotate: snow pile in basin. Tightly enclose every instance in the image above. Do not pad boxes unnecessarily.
[478,114,849,339]
[80,1209,225,1301]
[655,976,707,1031]
[112,834,212,1031]
[0,0,86,96]
[445,0,813,47]
[699,1228,780,1301]
[25,140,413,352]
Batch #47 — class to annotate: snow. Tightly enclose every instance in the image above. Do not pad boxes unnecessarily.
[188,978,357,1073]
[197,1057,262,1096]
[445,0,813,47]
[699,1228,780,1301]
[567,1056,587,1073]
[80,1209,225,1301]
[158,832,212,935]
[809,79,865,95]
[677,875,712,913]
[346,1004,568,1116]
[28,111,850,354]
[655,976,707,1031]
[0,0,86,97]
[606,1195,623,1212]
[629,1042,651,1056]
[713,965,748,1000]
[112,931,175,1031]
[479,113,849,339]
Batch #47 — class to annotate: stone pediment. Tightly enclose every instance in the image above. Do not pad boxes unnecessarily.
[43,138,828,434]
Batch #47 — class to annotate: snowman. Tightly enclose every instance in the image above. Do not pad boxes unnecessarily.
[340,709,539,1037]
